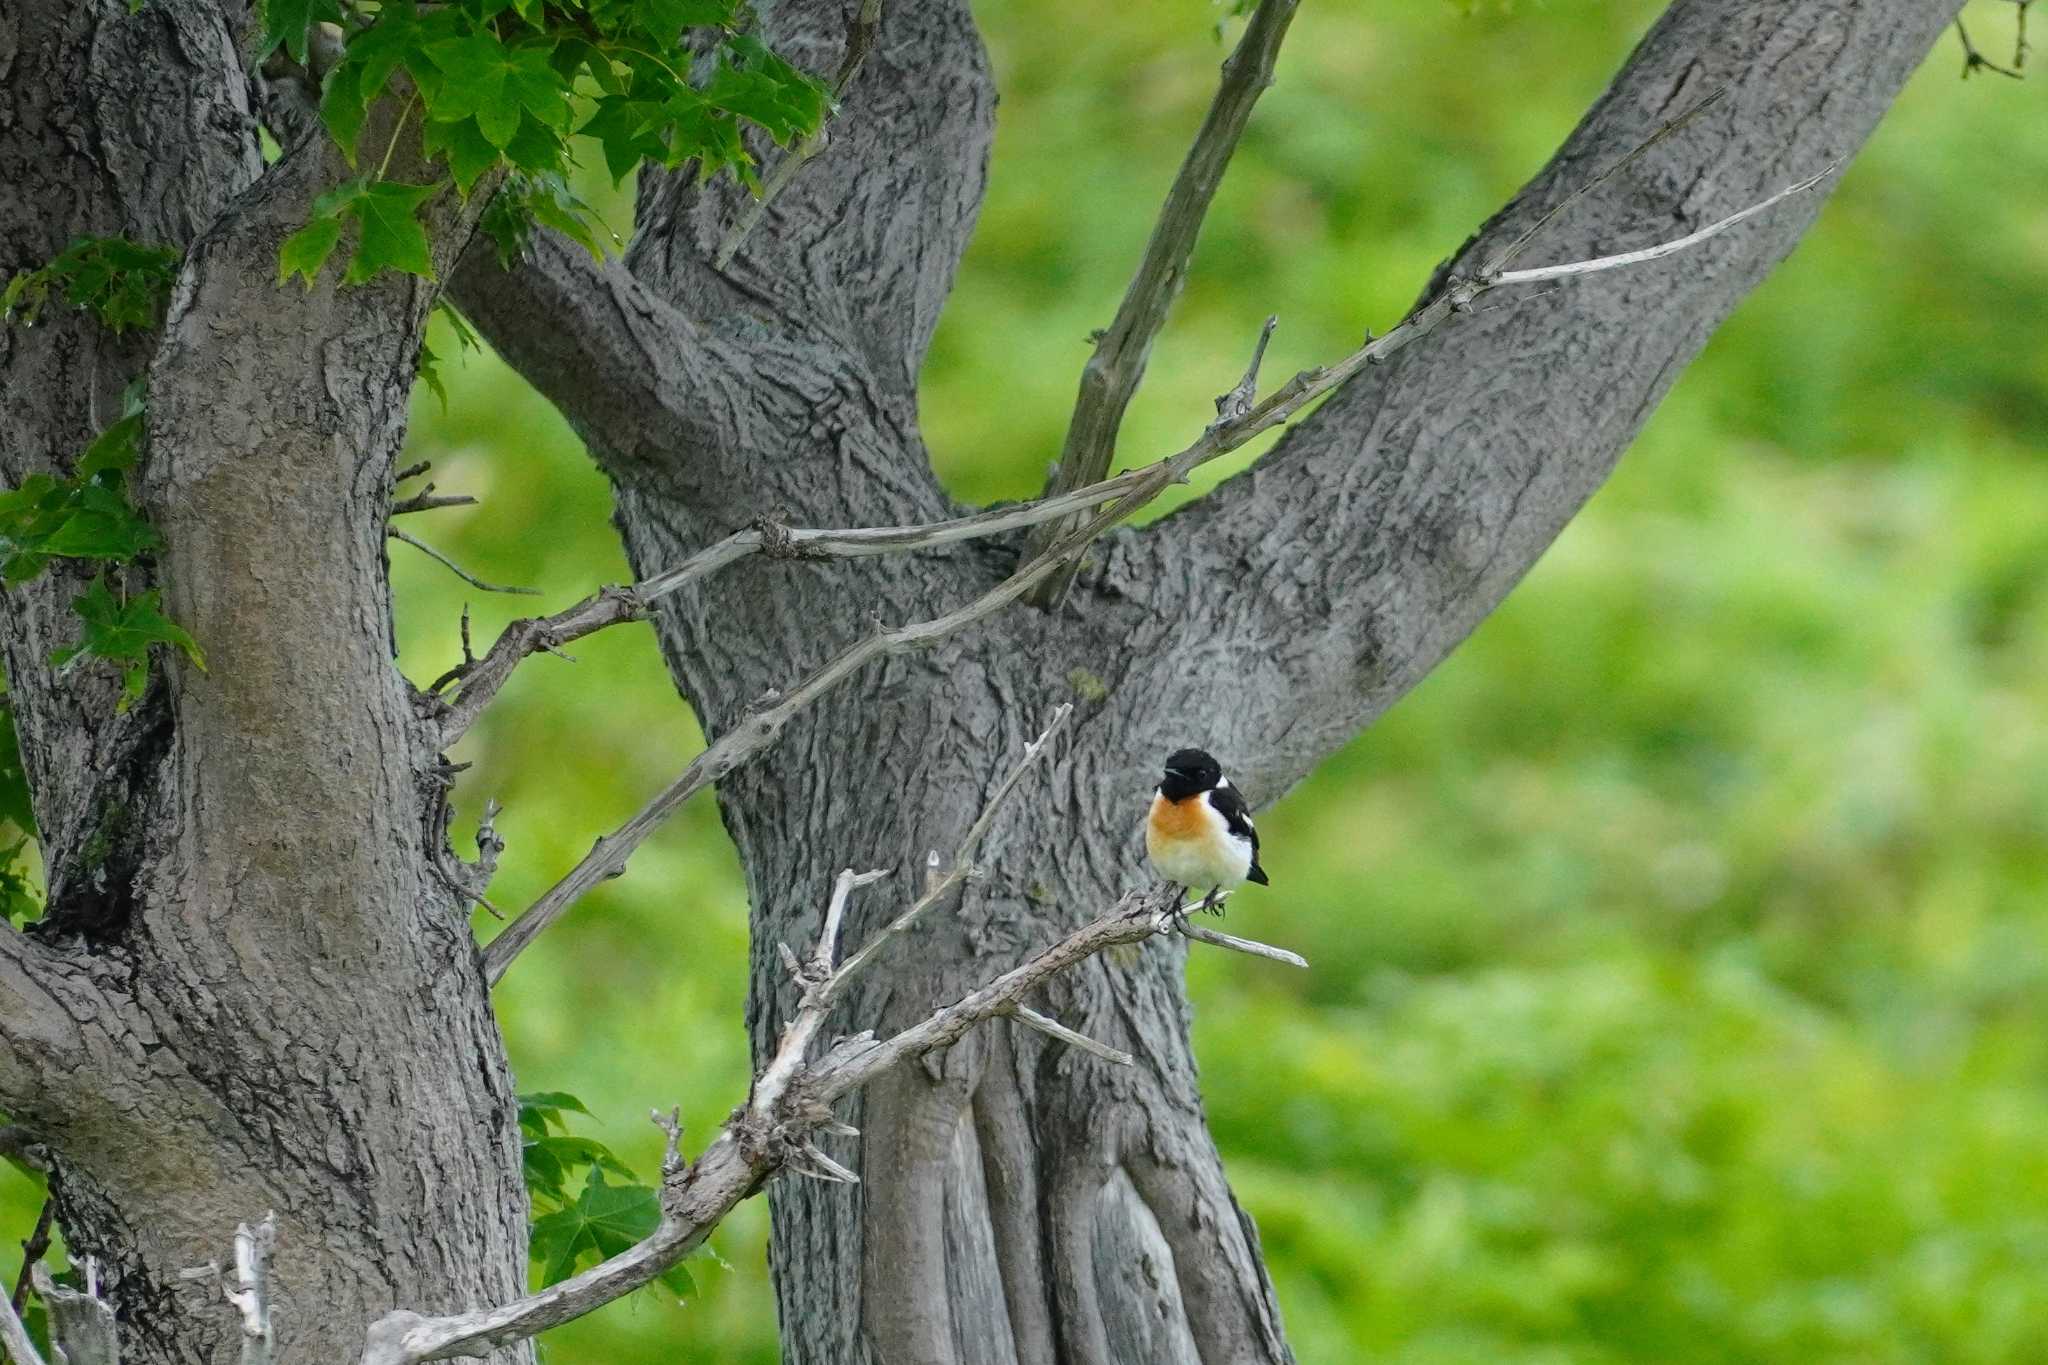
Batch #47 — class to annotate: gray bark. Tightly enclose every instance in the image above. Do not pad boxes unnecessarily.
[1,4,530,1363]
[455,2,1960,1363]
[0,0,1963,1362]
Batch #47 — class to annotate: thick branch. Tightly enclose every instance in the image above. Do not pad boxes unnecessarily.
[446,232,765,476]
[1026,0,1299,605]
[1108,0,1959,801]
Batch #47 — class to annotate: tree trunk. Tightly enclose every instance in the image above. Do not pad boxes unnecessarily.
[0,4,532,1361]
[461,1,1957,1362]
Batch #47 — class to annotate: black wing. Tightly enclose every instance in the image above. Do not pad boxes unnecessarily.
[1206,783,1258,850]
[1207,782,1269,885]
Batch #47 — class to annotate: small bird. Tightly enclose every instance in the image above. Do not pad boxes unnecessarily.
[1145,747,1268,914]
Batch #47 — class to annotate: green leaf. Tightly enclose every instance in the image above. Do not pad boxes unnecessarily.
[50,577,206,711]
[422,116,501,196]
[519,1090,593,1118]
[529,1167,661,1287]
[0,835,41,927]
[707,35,829,145]
[2,238,177,334]
[278,214,345,289]
[343,183,441,284]
[656,1261,696,1299]
[320,61,371,164]
[0,695,38,838]
[258,0,346,63]
[73,409,144,480]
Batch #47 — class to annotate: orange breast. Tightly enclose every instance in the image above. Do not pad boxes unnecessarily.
[1148,792,1207,841]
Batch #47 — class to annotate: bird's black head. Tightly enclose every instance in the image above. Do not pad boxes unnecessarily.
[1159,747,1222,801]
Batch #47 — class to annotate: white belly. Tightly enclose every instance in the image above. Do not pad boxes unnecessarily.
[1146,801,1253,890]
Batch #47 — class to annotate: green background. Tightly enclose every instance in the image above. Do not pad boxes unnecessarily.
[10,1,2048,1360]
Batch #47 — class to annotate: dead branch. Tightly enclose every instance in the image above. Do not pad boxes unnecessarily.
[1027,0,1300,605]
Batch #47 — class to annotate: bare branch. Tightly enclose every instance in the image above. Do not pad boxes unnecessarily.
[0,1281,44,1365]
[1177,921,1307,969]
[1002,1003,1134,1067]
[372,880,1301,1364]
[1026,0,1300,605]
[715,0,886,268]
[389,491,478,517]
[388,529,539,597]
[1956,15,2024,77]
[1490,166,1837,286]
[226,1215,277,1365]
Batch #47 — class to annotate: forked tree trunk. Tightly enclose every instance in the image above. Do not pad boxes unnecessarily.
[0,0,1959,1361]
[461,3,1959,1361]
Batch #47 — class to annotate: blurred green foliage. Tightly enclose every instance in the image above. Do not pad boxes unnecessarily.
[8,0,2048,1360]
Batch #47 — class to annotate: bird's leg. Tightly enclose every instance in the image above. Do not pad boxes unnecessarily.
[1197,887,1219,916]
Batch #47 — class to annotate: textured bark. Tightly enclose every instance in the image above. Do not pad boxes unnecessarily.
[457,1,1959,1363]
[0,4,531,1362]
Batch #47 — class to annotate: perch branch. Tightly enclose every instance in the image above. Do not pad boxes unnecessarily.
[476,169,1830,982]
[1027,0,1300,606]
[370,881,1297,1363]
[715,0,886,268]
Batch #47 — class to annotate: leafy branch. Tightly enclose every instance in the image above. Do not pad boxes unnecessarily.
[1,237,178,334]
[261,0,834,285]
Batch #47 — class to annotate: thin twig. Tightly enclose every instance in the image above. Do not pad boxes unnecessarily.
[9,1200,53,1315]
[1002,1003,1134,1066]
[389,529,539,596]
[1026,0,1300,606]
[715,0,885,268]
[1176,920,1307,968]
[1956,15,2024,77]
[1485,87,1728,275]
[1490,166,1835,286]
[476,168,1834,983]
[390,492,478,516]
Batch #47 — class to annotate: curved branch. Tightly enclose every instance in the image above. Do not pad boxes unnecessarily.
[1103,0,1960,796]
[446,232,769,480]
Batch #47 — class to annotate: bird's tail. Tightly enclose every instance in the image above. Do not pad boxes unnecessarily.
[1247,862,1270,886]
